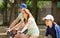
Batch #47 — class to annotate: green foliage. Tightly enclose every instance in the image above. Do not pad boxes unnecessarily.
[26,0,33,7]
[37,1,50,9]
[0,2,4,9]
[26,0,34,12]
[57,2,60,8]
[0,2,4,14]
[7,3,11,10]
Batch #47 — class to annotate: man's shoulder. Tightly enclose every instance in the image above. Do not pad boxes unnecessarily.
[55,23,60,28]
[55,23,60,31]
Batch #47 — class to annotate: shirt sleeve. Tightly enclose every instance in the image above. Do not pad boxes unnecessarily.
[18,13,22,19]
[45,28,49,36]
[18,13,24,22]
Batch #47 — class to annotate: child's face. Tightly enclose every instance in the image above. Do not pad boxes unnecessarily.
[44,19,53,26]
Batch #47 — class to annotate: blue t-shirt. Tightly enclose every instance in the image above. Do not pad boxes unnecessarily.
[45,24,57,38]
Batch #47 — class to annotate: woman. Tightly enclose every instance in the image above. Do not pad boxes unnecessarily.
[14,9,39,38]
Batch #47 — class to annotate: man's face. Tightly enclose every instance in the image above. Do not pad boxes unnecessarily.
[19,8,24,12]
[44,19,53,26]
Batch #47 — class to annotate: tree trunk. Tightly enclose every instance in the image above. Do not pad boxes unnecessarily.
[32,0,38,23]
[8,0,20,26]
[3,0,7,25]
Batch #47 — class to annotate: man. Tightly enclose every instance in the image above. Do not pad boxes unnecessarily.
[7,3,30,38]
[8,3,27,29]
[43,15,60,38]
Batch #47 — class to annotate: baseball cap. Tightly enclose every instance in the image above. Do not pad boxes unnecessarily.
[19,3,27,8]
[43,15,54,21]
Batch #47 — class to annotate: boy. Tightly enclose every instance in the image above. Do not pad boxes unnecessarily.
[43,15,60,38]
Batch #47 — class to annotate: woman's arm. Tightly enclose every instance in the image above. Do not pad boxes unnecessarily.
[21,21,31,33]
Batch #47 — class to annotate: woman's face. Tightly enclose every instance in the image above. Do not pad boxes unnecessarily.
[44,19,53,26]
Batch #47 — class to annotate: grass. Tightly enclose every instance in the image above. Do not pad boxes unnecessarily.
[0,20,3,25]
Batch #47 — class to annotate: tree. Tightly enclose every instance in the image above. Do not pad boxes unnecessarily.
[3,0,7,25]
[7,0,20,26]
[0,0,21,26]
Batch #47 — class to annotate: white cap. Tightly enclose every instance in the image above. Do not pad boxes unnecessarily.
[43,15,54,21]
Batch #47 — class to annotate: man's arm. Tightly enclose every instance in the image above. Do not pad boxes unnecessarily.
[44,36,48,38]
[8,21,24,31]
[44,28,49,38]
[9,17,20,29]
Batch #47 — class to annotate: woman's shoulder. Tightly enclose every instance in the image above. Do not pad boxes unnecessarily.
[28,17,35,21]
